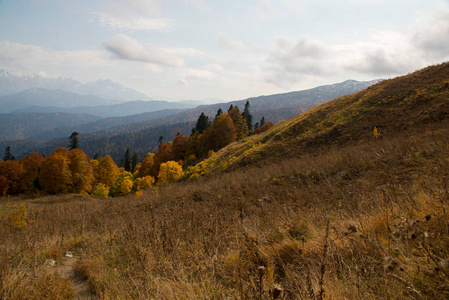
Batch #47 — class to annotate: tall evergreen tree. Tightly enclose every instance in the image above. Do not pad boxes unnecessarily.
[68,131,80,150]
[195,112,211,134]
[260,116,266,127]
[124,149,132,172]
[131,153,140,172]
[158,136,164,148]
[228,104,234,112]
[3,146,15,161]
[215,108,223,119]
[242,101,253,132]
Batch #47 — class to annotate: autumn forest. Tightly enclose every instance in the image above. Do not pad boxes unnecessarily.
[0,102,273,198]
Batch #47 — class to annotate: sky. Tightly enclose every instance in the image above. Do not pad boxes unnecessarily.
[0,0,448,102]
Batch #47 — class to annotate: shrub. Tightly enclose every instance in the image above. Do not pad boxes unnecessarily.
[92,183,109,199]
[157,161,183,185]
[120,179,133,195]
[140,176,155,190]
[7,203,34,229]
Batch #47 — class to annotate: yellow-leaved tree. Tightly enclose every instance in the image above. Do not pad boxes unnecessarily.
[68,149,94,194]
[157,161,183,185]
[95,155,119,188]
[139,176,155,189]
[120,179,133,195]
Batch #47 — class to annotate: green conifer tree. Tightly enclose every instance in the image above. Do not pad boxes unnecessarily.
[68,132,80,150]
[131,153,140,172]
[242,101,253,132]
[124,149,131,172]
[3,146,15,161]
[195,112,211,134]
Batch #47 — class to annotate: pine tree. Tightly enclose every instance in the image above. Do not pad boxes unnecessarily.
[242,101,253,132]
[68,132,80,150]
[215,108,223,119]
[124,149,132,172]
[228,104,234,112]
[4,146,15,161]
[131,153,140,172]
[260,117,266,127]
[195,112,211,134]
[158,136,164,148]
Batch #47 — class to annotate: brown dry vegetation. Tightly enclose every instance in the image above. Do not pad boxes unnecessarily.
[1,63,449,299]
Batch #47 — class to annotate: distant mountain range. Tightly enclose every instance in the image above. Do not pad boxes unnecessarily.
[0,69,151,101]
[0,78,381,162]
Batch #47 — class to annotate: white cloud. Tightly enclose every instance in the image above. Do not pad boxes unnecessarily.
[94,0,174,31]
[218,34,245,50]
[103,34,184,68]
[184,68,215,80]
[0,40,108,70]
[94,12,173,31]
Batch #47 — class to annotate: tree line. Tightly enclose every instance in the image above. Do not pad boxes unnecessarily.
[0,101,274,198]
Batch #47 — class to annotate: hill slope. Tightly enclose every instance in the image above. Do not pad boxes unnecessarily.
[211,62,449,171]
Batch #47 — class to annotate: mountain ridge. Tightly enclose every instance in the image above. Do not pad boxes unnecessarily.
[0,69,151,101]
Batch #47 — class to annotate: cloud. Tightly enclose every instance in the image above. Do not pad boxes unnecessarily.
[94,12,173,31]
[103,34,184,67]
[412,10,449,59]
[181,0,211,13]
[0,40,108,70]
[265,36,329,86]
[184,68,215,80]
[218,34,245,50]
[255,0,280,21]
[94,0,174,31]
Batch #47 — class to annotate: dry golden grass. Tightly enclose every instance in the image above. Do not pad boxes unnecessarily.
[1,119,449,299]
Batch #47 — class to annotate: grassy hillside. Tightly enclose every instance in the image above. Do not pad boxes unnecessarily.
[209,62,449,172]
[1,63,449,299]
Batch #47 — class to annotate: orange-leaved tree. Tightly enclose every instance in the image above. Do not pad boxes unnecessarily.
[136,153,154,178]
[0,159,24,195]
[39,147,72,194]
[18,152,45,193]
[151,143,173,177]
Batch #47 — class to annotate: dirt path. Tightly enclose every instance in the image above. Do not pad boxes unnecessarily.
[53,254,94,299]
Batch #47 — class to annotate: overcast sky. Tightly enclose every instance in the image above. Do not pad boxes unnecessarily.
[1,0,448,102]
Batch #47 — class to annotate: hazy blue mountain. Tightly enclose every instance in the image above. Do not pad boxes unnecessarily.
[0,69,150,101]
[0,88,196,116]
[0,112,101,141]
[0,88,123,113]
[31,109,186,142]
